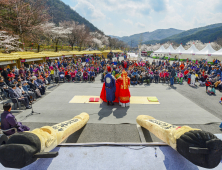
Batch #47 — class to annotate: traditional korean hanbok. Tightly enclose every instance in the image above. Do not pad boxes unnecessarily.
[119,70,131,107]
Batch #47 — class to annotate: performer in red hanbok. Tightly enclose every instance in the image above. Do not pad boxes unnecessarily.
[118,70,131,107]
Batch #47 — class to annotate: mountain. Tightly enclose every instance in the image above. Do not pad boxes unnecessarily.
[144,23,222,45]
[111,28,184,47]
[45,0,102,33]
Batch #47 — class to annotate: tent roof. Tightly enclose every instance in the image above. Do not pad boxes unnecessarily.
[196,43,216,55]
[154,45,166,53]
[171,45,186,54]
[165,44,176,53]
[182,44,199,54]
[212,48,222,56]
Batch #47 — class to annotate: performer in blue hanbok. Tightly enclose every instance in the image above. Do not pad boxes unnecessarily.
[104,66,116,105]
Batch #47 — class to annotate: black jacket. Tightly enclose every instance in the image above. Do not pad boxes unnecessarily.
[171,69,176,77]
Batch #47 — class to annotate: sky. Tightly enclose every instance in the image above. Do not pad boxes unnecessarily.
[61,0,222,37]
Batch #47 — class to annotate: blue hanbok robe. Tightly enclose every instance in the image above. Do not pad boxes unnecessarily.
[104,73,116,102]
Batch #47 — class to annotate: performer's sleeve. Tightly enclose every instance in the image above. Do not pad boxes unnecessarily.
[136,115,222,169]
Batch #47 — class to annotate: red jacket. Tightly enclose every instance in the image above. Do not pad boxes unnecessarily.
[164,72,169,77]
[159,72,164,78]
[184,70,189,75]
[205,81,212,87]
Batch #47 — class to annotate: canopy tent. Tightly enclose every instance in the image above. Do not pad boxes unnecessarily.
[180,44,199,60]
[152,45,166,57]
[170,44,186,59]
[195,43,216,61]
[154,45,166,53]
[127,53,138,60]
[209,48,222,60]
[212,48,222,56]
[165,44,176,54]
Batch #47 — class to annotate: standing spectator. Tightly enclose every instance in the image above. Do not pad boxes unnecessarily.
[170,67,176,86]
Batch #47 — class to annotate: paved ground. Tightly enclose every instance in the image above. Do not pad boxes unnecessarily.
[9,70,221,143]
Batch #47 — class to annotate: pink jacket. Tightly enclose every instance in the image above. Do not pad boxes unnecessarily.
[178,73,183,78]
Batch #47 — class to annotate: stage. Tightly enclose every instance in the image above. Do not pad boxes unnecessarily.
[1,145,221,170]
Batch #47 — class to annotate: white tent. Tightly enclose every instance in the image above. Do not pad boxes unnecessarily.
[152,45,166,57]
[210,48,222,60]
[154,45,166,53]
[165,44,176,54]
[180,44,199,60]
[171,44,186,59]
[195,43,216,61]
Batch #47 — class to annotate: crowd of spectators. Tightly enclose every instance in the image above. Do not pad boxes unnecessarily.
[0,54,221,110]
[101,58,222,95]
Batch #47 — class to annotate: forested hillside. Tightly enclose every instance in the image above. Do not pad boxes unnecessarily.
[144,23,222,45]
[45,0,102,33]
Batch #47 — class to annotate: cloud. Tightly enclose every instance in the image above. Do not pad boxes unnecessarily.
[136,22,146,28]
[73,0,105,20]
[67,0,222,36]
[123,19,133,25]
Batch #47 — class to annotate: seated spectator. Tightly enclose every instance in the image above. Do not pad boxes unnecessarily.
[205,78,212,93]
[16,83,33,103]
[76,69,82,81]
[131,75,137,85]
[159,70,164,83]
[144,72,150,84]
[70,70,76,82]
[65,69,71,82]
[0,77,9,96]
[1,103,30,136]
[214,74,221,88]
[153,70,159,83]
[22,81,35,101]
[177,71,183,84]
[59,70,65,82]
[45,69,51,84]
[198,75,205,86]
[90,69,95,82]
[29,78,41,97]
[164,70,169,83]
[9,84,31,109]
[217,81,222,92]
[138,75,143,85]
[132,70,138,78]
[34,76,45,95]
[83,70,88,82]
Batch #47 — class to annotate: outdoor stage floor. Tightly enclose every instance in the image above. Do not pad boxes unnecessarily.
[16,81,221,125]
